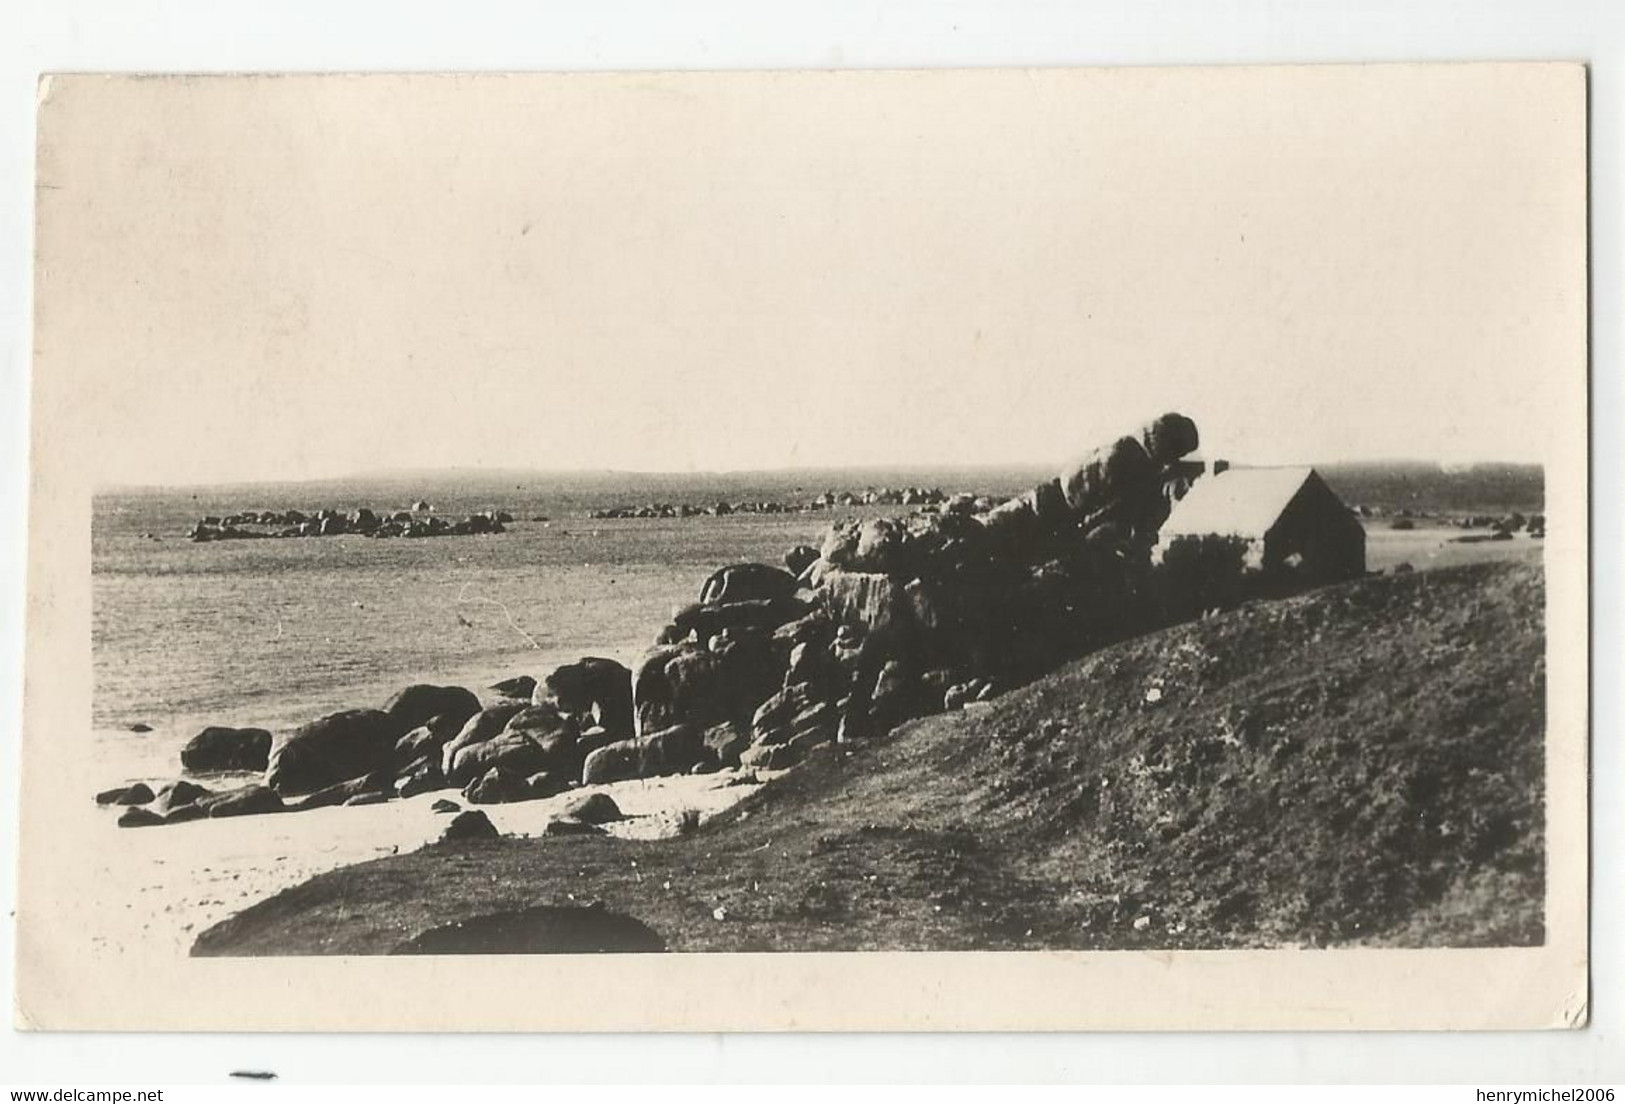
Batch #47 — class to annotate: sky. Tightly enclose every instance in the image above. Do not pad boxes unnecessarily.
[33,66,1586,484]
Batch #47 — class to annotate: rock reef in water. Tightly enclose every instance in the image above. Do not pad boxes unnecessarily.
[186,506,513,542]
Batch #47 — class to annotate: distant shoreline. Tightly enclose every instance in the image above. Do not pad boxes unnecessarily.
[93,458,1545,495]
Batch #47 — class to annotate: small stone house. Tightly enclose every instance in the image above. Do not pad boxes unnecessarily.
[1154,466,1366,582]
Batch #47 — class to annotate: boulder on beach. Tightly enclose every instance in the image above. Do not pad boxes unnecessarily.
[463,766,534,805]
[439,810,498,841]
[563,792,623,825]
[152,780,214,816]
[535,658,634,737]
[381,684,482,739]
[291,770,394,812]
[180,726,273,773]
[396,759,447,798]
[430,798,461,814]
[582,724,703,785]
[117,807,165,828]
[198,784,285,818]
[96,782,155,806]
[698,563,800,606]
[266,709,399,796]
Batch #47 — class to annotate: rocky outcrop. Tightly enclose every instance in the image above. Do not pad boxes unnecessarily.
[180,726,273,773]
[445,704,581,788]
[146,414,1206,816]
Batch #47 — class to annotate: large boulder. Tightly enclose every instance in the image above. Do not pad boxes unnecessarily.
[439,702,528,778]
[1141,411,1199,464]
[266,709,398,796]
[180,726,273,773]
[698,563,799,605]
[535,657,633,737]
[380,684,481,739]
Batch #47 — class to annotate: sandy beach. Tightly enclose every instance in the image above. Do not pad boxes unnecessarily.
[84,768,770,960]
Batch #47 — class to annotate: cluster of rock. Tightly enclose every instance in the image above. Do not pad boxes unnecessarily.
[587,486,957,520]
[187,506,512,542]
[621,413,1202,774]
[1454,512,1544,538]
[104,413,1206,829]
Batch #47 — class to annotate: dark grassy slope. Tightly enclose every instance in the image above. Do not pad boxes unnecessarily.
[195,561,1545,956]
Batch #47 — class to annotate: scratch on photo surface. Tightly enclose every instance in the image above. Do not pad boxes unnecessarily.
[455,581,540,649]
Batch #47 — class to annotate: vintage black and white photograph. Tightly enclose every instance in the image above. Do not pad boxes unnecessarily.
[18,64,1588,1031]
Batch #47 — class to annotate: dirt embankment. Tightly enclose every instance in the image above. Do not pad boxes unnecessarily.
[195,560,1545,956]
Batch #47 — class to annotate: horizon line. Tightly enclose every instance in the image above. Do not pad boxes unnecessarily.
[96,455,1546,494]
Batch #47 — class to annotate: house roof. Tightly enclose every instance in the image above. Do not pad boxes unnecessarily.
[1158,466,1319,540]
